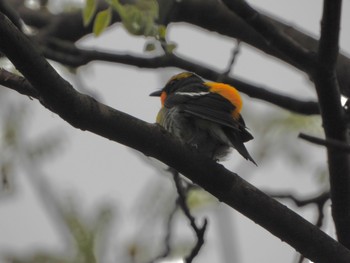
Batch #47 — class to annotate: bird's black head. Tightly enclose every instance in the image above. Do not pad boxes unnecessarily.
[150,72,203,97]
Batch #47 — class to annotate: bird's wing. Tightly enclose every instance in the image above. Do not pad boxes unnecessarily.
[165,90,239,129]
[178,93,255,163]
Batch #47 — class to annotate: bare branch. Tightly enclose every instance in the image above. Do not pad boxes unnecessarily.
[271,191,330,227]
[0,0,22,30]
[220,0,316,72]
[171,168,207,263]
[312,0,350,247]
[272,190,330,262]
[299,133,350,153]
[271,192,330,208]
[0,68,39,98]
[42,41,319,115]
[147,201,178,263]
[221,39,241,79]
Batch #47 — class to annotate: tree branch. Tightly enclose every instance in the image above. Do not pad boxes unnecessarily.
[313,0,350,248]
[271,191,330,228]
[0,0,22,30]
[42,41,319,115]
[0,68,39,98]
[220,39,241,79]
[271,192,330,208]
[148,200,178,263]
[299,133,350,153]
[9,0,350,97]
[220,0,316,72]
[171,169,207,263]
[170,0,350,97]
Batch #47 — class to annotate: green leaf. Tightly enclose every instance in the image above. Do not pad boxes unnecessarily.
[186,189,217,211]
[93,7,112,36]
[165,42,177,53]
[83,0,97,26]
[158,25,167,40]
[107,0,159,36]
[144,41,156,52]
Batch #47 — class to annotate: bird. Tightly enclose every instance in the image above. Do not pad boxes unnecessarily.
[150,72,256,165]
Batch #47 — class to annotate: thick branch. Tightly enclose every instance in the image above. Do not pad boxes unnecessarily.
[272,191,330,228]
[1,11,350,262]
[314,0,350,248]
[0,0,22,30]
[220,0,316,71]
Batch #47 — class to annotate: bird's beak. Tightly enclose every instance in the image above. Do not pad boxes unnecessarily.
[149,90,162,97]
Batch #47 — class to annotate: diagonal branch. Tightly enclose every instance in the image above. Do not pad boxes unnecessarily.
[220,0,316,72]
[0,68,39,98]
[271,191,330,228]
[1,10,350,262]
[0,0,22,30]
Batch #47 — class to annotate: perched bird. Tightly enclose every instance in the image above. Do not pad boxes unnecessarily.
[150,72,256,165]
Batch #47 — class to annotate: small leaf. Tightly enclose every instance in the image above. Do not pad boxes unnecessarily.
[144,41,156,52]
[186,189,217,210]
[93,8,112,36]
[107,0,159,36]
[158,25,167,40]
[83,0,97,26]
[165,42,177,53]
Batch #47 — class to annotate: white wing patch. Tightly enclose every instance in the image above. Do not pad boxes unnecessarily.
[175,91,210,97]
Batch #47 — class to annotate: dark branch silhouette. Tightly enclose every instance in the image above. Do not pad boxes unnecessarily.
[221,0,316,71]
[271,192,330,228]
[299,133,350,153]
[171,169,208,263]
[313,0,350,248]
[0,68,39,98]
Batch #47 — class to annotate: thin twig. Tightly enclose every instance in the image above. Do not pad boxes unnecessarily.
[226,39,241,75]
[147,201,178,263]
[162,203,177,257]
[299,133,350,153]
[271,191,330,228]
[270,192,330,208]
[169,168,208,263]
[221,0,316,71]
[272,191,330,263]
